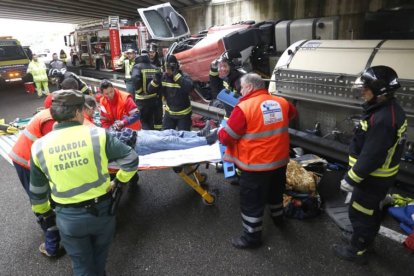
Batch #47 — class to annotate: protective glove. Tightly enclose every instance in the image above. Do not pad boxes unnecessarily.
[153,71,162,84]
[340,178,354,193]
[113,120,125,131]
[36,211,57,232]
[210,58,219,71]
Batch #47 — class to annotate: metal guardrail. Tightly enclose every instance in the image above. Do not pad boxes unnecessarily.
[79,76,226,120]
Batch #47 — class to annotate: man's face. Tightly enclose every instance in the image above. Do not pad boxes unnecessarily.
[32,54,38,61]
[240,80,253,97]
[127,52,136,60]
[102,86,115,100]
[149,51,156,59]
[361,87,375,102]
[218,61,230,78]
[52,54,58,61]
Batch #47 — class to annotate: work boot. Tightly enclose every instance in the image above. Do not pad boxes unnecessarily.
[231,236,262,249]
[197,120,211,137]
[332,244,368,265]
[206,129,218,145]
[340,232,375,252]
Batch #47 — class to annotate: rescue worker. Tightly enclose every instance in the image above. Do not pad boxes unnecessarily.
[49,68,92,95]
[27,53,49,98]
[99,79,140,189]
[333,66,407,264]
[218,73,297,249]
[29,90,139,276]
[99,79,141,130]
[209,49,244,101]
[117,48,137,95]
[49,53,66,70]
[148,54,193,131]
[148,43,163,130]
[44,77,81,108]
[131,53,161,129]
[8,106,60,257]
[148,43,162,67]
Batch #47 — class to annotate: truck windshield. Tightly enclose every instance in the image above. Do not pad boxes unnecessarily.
[0,45,27,62]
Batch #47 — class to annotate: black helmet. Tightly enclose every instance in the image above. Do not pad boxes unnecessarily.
[165,54,179,70]
[148,43,158,53]
[354,65,401,96]
[218,49,241,66]
[49,68,66,77]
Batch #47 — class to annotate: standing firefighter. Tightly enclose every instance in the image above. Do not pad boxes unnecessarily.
[117,48,137,95]
[148,54,193,131]
[148,43,163,130]
[131,53,160,130]
[29,90,139,275]
[218,73,297,249]
[333,66,407,265]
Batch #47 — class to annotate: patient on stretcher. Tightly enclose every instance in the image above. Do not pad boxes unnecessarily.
[108,124,218,156]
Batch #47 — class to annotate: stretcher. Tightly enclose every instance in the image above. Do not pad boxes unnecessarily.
[0,133,221,205]
[109,142,222,205]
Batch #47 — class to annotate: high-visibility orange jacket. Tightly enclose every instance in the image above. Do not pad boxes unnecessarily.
[9,109,53,169]
[100,88,141,130]
[222,90,291,171]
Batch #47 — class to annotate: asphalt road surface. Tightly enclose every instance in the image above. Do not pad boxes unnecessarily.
[0,83,413,275]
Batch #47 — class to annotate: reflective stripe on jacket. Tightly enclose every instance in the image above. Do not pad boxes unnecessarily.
[345,98,407,184]
[100,88,141,130]
[9,109,52,168]
[30,125,110,208]
[223,92,290,171]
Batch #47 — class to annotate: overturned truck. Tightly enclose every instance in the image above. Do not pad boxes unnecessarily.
[269,39,414,188]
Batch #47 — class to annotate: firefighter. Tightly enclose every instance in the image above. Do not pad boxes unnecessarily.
[333,66,407,265]
[27,54,49,98]
[117,48,137,95]
[209,49,244,101]
[8,107,60,257]
[49,68,91,95]
[148,43,162,67]
[148,54,193,131]
[218,73,297,249]
[131,53,161,130]
[148,43,163,130]
[29,90,138,275]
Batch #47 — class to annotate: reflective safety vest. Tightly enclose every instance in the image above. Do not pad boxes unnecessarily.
[100,89,141,130]
[124,59,135,79]
[9,109,53,169]
[31,125,110,205]
[223,92,290,171]
[27,61,48,82]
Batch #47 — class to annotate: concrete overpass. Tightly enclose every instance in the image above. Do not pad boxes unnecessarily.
[0,0,210,23]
